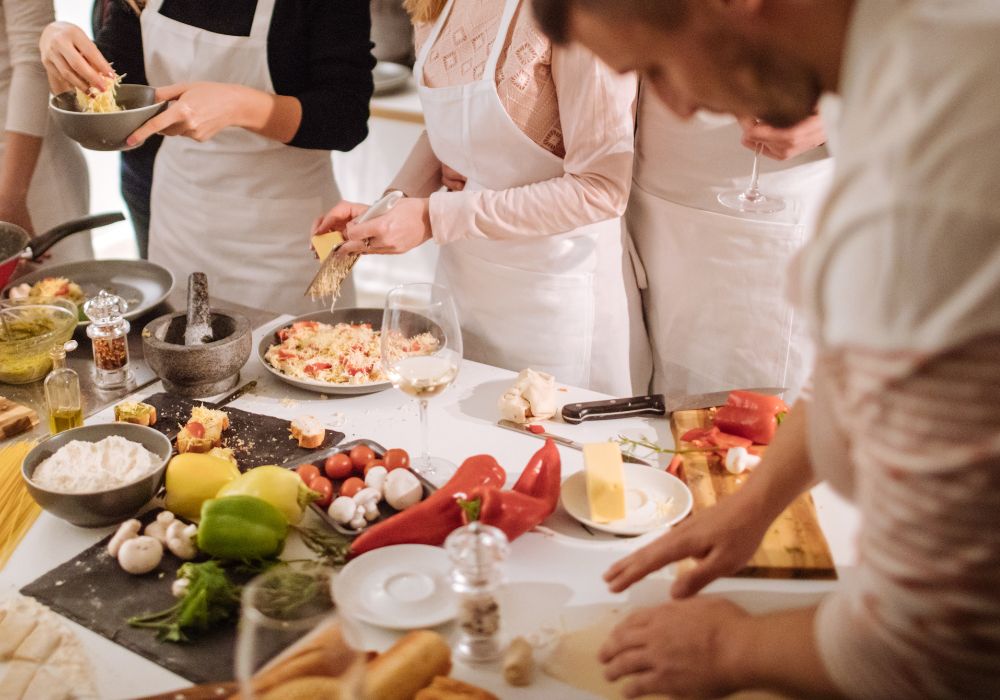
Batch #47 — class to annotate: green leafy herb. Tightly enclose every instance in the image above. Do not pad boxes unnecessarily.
[615,435,715,459]
[293,525,352,568]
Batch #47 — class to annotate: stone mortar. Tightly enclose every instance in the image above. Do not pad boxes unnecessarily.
[141,310,251,397]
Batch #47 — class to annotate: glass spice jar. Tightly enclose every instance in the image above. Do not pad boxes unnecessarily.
[84,290,132,389]
[445,521,509,662]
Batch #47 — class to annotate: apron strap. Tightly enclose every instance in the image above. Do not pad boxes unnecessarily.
[414,0,458,80]
[249,0,276,38]
[484,0,522,76]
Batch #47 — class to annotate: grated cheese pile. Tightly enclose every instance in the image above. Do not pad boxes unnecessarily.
[74,73,124,113]
[31,436,159,493]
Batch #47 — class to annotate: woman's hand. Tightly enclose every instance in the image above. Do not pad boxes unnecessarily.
[311,201,370,237]
[740,114,826,161]
[337,198,431,255]
[603,487,772,599]
[39,22,114,94]
[441,164,467,191]
[127,83,259,146]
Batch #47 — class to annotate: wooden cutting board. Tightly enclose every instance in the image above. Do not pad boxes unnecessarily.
[0,397,38,440]
[671,409,836,579]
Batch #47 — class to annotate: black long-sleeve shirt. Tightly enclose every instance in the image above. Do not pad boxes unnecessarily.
[95,0,375,152]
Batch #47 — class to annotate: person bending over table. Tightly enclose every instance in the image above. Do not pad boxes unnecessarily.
[313,0,651,396]
[534,0,1000,697]
[40,0,374,314]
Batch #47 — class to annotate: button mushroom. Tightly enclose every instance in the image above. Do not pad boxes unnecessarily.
[143,511,176,545]
[384,469,422,510]
[364,466,388,494]
[353,487,382,522]
[725,446,762,475]
[107,519,141,558]
[117,536,164,574]
[328,496,357,526]
[166,521,198,560]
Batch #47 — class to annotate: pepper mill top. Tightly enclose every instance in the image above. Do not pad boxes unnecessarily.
[83,289,128,327]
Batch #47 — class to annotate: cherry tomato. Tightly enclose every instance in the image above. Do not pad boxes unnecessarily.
[363,459,386,476]
[349,445,376,471]
[310,476,334,508]
[324,453,354,480]
[295,463,321,484]
[340,476,365,498]
[185,421,205,438]
[383,448,410,472]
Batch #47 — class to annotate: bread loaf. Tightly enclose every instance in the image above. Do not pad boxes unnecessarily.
[414,676,499,699]
[363,630,452,700]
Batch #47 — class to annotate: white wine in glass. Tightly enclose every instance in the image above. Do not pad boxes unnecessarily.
[381,283,462,480]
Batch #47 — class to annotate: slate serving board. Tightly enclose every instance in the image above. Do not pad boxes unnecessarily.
[21,509,244,684]
[140,392,345,469]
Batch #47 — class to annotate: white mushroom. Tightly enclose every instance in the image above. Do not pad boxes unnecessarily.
[349,514,367,531]
[384,469,422,511]
[143,511,176,545]
[328,496,357,525]
[724,447,762,475]
[353,487,382,522]
[364,466,388,494]
[171,577,190,598]
[107,519,141,558]
[165,521,198,560]
[117,536,164,575]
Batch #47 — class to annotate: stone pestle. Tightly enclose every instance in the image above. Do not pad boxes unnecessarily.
[184,272,214,346]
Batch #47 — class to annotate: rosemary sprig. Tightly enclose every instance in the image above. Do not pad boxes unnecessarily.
[616,435,717,457]
[293,525,352,568]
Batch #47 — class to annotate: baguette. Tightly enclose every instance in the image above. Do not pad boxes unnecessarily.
[364,630,452,700]
[289,416,324,449]
[176,406,229,454]
[113,401,157,427]
[261,676,346,700]
[415,676,499,700]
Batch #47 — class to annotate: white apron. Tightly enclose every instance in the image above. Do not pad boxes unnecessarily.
[415,0,650,395]
[628,87,833,400]
[142,0,349,314]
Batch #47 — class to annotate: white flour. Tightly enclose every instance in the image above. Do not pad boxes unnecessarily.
[31,436,160,493]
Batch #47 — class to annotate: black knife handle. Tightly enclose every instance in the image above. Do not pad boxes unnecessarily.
[561,395,666,424]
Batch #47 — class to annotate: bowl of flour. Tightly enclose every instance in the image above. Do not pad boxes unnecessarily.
[22,423,172,527]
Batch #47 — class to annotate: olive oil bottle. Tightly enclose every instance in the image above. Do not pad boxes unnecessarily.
[44,341,83,434]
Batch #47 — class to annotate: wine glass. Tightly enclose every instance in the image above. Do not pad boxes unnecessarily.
[235,563,366,699]
[718,133,786,214]
[381,283,462,480]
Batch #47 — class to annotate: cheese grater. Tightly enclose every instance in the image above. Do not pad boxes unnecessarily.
[305,191,405,302]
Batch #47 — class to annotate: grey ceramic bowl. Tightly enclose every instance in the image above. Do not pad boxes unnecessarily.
[49,84,166,151]
[22,423,173,528]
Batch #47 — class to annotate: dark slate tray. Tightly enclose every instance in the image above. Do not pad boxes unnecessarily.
[141,392,344,470]
[22,509,243,684]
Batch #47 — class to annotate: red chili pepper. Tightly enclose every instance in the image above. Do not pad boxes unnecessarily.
[714,404,781,445]
[466,439,561,541]
[350,454,506,555]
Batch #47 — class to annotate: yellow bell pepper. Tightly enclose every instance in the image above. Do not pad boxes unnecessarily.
[165,453,241,521]
[215,465,318,524]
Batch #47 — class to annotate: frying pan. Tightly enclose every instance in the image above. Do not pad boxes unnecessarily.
[0,212,124,287]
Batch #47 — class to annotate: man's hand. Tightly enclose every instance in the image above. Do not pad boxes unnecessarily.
[600,597,749,698]
[604,488,772,598]
[337,198,431,255]
[740,114,826,161]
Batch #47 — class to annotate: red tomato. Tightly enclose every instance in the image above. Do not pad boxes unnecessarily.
[363,459,386,476]
[340,477,365,498]
[185,421,205,439]
[349,445,376,471]
[304,362,333,377]
[383,448,410,472]
[295,464,321,484]
[324,453,354,480]
[310,476,334,508]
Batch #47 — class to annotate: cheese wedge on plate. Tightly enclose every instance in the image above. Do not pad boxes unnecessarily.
[582,442,626,523]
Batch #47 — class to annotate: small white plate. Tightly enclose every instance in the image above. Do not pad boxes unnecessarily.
[560,463,693,536]
[332,544,456,630]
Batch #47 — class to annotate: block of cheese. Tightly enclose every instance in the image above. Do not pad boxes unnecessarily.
[311,231,345,262]
[582,443,626,523]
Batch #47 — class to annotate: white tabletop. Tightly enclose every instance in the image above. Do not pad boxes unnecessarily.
[0,319,859,698]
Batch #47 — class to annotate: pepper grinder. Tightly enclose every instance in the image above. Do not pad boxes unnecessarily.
[445,522,509,662]
[84,290,132,389]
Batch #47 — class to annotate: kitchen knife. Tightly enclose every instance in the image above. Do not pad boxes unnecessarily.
[497,419,653,466]
[561,386,787,424]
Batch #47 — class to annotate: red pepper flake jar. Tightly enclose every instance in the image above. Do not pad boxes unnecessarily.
[84,290,132,389]
[445,521,509,662]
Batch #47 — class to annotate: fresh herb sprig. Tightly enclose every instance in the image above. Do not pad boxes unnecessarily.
[293,525,352,568]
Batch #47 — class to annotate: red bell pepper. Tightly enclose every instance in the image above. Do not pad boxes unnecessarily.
[713,391,789,445]
[679,426,752,450]
[726,390,788,416]
[350,454,506,555]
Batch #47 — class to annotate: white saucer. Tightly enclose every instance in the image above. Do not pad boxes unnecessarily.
[333,544,457,630]
[560,463,693,536]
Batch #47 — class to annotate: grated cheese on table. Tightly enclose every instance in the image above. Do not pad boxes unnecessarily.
[31,436,159,493]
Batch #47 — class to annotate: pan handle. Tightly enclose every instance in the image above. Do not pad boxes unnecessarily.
[28,212,126,259]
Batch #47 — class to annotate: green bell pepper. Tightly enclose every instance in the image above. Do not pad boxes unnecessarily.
[197,495,288,560]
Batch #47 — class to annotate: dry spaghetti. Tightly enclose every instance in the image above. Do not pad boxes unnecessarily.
[0,441,40,572]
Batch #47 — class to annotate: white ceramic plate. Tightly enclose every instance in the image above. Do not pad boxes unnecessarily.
[560,463,693,536]
[332,544,456,630]
[373,61,411,95]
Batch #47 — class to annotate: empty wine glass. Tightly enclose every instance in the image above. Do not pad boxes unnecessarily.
[235,563,365,699]
[381,283,462,480]
[718,133,786,214]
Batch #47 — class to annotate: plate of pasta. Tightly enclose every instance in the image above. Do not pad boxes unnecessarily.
[259,308,441,396]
